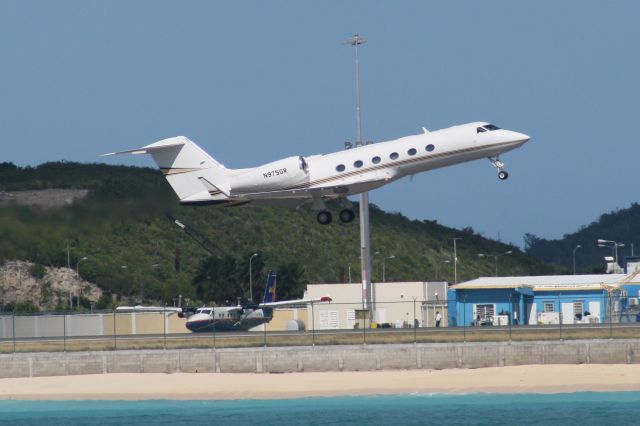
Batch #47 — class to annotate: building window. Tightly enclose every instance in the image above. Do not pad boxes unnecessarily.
[336,164,345,172]
[390,152,399,160]
[372,156,381,164]
[426,144,435,152]
[474,304,495,322]
[354,160,363,168]
[574,301,584,320]
[544,302,554,312]
[408,148,417,156]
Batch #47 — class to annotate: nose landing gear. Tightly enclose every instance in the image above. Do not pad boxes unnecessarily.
[489,157,509,180]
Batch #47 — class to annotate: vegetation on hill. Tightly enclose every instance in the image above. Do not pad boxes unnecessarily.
[525,203,640,273]
[0,161,563,309]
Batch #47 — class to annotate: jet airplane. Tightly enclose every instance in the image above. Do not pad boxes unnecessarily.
[104,122,529,224]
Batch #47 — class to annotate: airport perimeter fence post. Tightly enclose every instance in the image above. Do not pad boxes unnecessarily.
[609,293,613,339]
[63,312,67,352]
[558,293,563,341]
[12,309,16,353]
[463,295,466,343]
[508,293,512,342]
[212,303,216,350]
[163,304,166,350]
[113,308,117,351]
[363,307,367,345]
[311,301,315,347]
[263,314,267,348]
[413,297,417,344]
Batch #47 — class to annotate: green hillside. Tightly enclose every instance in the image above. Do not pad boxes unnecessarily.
[0,162,563,308]
[525,203,640,273]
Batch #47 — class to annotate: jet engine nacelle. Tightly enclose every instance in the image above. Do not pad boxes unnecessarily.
[231,156,309,194]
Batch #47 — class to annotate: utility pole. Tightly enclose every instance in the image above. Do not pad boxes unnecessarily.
[343,33,372,311]
[451,238,462,283]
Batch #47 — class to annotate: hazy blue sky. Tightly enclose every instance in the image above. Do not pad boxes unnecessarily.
[2,1,639,247]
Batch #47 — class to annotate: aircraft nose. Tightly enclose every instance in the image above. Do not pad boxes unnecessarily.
[511,131,530,144]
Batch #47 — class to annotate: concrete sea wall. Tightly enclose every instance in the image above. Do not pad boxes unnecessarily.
[1,339,639,378]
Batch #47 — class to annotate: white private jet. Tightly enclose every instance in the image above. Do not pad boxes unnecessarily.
[103,122,529,224]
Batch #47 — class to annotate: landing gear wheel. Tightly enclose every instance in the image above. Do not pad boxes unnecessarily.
[317,210,333,225]
[498,171,509,180]
[339,209,355,223]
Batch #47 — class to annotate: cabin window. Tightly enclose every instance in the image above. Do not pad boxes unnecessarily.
[372,156,381,164]
[390,152,399,160]
[476,127,486,133]
[354,160,363,168]
[408,148,417,156]
[336,164,346,172]
[426,144,435,152]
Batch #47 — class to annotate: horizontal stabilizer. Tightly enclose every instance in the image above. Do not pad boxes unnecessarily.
[101,139,187,157]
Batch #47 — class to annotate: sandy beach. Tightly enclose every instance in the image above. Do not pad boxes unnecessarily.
[0,365,639,400]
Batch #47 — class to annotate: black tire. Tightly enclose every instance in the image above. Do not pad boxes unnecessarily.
[498,171,509,180]
[317,211,332,225]
[339,209,355,223]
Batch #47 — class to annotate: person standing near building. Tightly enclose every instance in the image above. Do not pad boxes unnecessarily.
[435,311,442,327]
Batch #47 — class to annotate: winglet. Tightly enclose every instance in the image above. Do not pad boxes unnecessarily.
[422,127,430,134]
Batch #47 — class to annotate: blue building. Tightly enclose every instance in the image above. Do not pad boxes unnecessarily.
[450,275,625,326]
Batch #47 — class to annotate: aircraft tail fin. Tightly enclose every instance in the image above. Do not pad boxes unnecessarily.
[262,271,277,304]
[103,136,232,203]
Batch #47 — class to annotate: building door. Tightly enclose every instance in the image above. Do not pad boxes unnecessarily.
[527,302,537,325]
[588,301,601,323]
[561,302,574,324]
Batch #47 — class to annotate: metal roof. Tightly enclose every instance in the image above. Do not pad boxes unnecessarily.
[453,274,626,292]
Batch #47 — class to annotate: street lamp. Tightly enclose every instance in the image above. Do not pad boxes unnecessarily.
[382,255,395,282]
[597,239,625,265]
[572,245,582,275]
[249,253,258,303]
[75,256,88,309]
[436,259,451,281]
[372,251,381,281]
[478,251,512,277]
[451,238,462,283]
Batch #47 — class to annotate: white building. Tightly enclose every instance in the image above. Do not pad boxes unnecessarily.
[304,281,447,330]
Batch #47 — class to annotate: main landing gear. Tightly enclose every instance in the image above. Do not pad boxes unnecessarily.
[316,209,355,225]
[489,156,509,180]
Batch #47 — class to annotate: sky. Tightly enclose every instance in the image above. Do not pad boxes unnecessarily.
[2,0,639,247]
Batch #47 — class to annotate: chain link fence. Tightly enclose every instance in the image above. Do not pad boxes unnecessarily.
[1,296,639,353]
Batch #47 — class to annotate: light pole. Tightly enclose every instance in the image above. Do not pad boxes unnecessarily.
[343,33,372,311]
[76,256,88,309]
[249,253,258,303]
[348,264,352,284]
[382,255,395,282]
[597,239,625,266]
[372,251,381,281]
[451,238,462,283]
[435,259,451,281]
[572,244,582,275]
[478,251,512,277]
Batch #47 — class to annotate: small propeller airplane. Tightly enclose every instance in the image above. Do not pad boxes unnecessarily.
[117,271,331,332]
[103,122,529,224]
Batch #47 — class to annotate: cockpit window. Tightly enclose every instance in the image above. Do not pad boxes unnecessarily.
[485,124,500,131]
[298,156,308,171]
[476,127,487,133]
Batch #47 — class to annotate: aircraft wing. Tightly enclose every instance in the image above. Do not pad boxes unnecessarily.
[259,296,332,308]
[238,172,396,203]
[116,306,183,315]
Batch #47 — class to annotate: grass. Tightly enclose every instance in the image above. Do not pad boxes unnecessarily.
[1,325,639,354]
